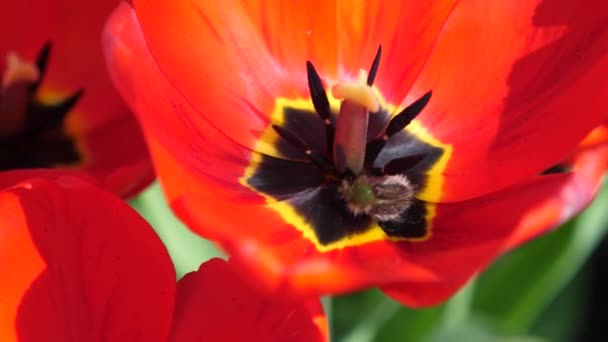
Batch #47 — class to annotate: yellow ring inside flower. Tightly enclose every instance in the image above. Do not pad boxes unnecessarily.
[241,90,453,252]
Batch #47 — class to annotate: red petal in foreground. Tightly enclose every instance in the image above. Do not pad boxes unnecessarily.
[0,0,153,197]
[171,258,328,342]
[0,175,328,340]
[0,177,175,341]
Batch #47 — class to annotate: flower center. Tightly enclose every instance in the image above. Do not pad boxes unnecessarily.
[0,43,83,170]
[272,46,432,223]
[339,173,415,222]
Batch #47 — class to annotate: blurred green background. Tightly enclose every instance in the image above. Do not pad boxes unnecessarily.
[131,179,608,342]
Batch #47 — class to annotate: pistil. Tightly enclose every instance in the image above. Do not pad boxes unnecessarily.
[1,52,39,137]
[332,70,380,174]
[271,46,433,226]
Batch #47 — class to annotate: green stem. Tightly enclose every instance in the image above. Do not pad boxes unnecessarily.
[339,295,402,342]
[440,277,477,330]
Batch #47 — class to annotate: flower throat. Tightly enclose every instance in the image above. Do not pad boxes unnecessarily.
[0,42,83,170]
[273,46,433,223]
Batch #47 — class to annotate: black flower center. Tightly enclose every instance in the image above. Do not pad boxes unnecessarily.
[243,47,448,250]
[0,42,83,171]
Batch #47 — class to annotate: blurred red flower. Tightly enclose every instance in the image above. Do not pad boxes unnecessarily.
[0,0,153,197]
[104,0,608,306]
[0,177,327,341]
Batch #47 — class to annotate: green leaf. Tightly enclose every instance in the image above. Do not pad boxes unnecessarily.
[529,266,589,342]
[473,178,608,335]
[426,321,545,342]
[373,304,443,342]
[332,289,397,342]
[130,182,224,279]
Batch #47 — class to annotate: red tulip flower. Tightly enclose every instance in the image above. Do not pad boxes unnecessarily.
[104,0,608,306]
[0,177,327,341]
[0,0,153,197]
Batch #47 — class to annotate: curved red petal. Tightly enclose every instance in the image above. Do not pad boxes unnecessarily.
[103,2,256,202]
[0,177,175,340]
[384,142,608,306]
[504,127,608,249]
[0,169,95,191]
[170,258,327,342]
[77,114,155,198]
[0,185,45,341]
[129,0,458,153]
[410,0,608,201]
[0,0,154,197]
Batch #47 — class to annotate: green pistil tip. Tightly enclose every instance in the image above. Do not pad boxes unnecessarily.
[347,181,375,207]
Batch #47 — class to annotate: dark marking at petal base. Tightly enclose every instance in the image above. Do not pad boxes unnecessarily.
[364,91,431,166]
[26,89,84,136]
[1,43,83,171]
[276,107,333,161]
[287,185,372,245]
[272,124,309,151]
[383,154,426,174]
[324,123,335,156]
[0,134,80,170]
[246,154,324,200]
[542,163,572,175]
[363,138,386,167]
[374,129,443,191]
[377,199,428,238]
[365,106,442,191]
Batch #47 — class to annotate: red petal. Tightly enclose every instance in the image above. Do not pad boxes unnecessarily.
[385,140,608,306]
[103,2,256,202]
[504,126,608,248]
[410,0,608,201]
[77,115,155,198]
[128,0,458,154]
[170,258,327,342]
[0,0,154,197]
[0,177,175,340]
